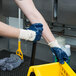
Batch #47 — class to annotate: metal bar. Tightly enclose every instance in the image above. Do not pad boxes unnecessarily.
[18,8,21,41]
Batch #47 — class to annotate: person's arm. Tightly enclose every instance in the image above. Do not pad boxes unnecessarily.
[0,21,20,38]
[14,0,55,43]
[0,21,43,42]
[14,0,69,64]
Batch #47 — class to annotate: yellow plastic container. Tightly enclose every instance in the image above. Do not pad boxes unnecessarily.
[27,62,76,76]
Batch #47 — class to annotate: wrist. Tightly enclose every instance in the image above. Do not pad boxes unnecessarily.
[19,29,36,41]
[48,40,61,48]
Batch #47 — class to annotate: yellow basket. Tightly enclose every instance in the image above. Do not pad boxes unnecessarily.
[27,62,76,76]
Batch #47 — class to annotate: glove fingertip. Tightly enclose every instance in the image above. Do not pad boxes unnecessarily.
[37,23,43,27]
[32,23,43,27]
[65,59,69,64]
[59,60,64,64]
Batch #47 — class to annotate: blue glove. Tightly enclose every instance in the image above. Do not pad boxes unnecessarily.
[51,47,69,64]
[27,23,43,42]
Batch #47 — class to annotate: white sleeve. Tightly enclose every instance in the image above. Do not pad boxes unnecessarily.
[48,40,61,48]
[19,29,36,41]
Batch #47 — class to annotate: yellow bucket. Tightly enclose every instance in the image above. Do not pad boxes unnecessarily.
[27,62,76,76]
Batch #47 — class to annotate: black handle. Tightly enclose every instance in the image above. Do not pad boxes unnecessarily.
[30,42,37,66]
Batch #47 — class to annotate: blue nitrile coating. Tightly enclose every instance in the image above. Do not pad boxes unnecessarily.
[26,23,43,42]
[51,47,69,64]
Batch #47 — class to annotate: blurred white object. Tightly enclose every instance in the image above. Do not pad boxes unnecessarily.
[61,45,71,56]
[65,45,71,56]
[56,36,66,46]
[56,36,71,56]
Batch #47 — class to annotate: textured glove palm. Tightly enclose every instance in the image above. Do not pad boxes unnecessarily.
[51,47,69,64]
[27,23,43,42]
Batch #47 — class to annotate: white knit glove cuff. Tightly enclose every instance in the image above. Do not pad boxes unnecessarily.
[19,29,36,41]
[48,40,61,48]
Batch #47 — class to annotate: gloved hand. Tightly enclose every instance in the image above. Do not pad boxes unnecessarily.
[27,23,43,42]
[19,23,43,42]
[48,40,69,64]
[51,47,69,64]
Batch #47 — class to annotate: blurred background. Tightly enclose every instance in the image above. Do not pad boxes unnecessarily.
[0,0,76,72]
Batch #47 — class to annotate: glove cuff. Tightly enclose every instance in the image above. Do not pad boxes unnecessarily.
[48,40,61,48]
[19,29,36,41]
